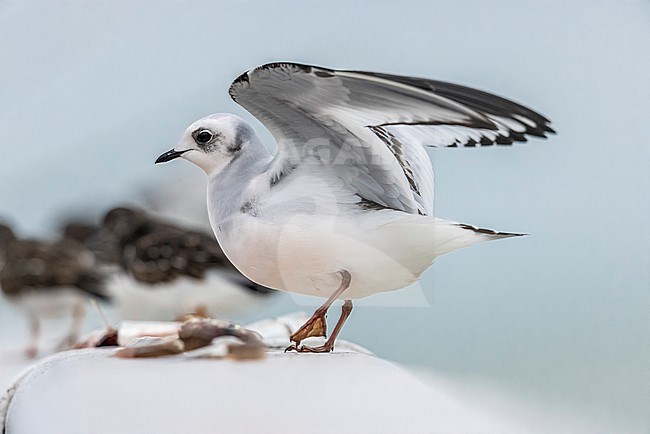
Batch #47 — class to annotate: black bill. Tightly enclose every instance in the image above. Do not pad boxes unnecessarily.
[155,149,189,164]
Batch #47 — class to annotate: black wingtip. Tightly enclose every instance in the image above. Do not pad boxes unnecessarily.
[229,62,337,102]
[457,223,528,238]
[232,70,250,86]
[243,62,336,79]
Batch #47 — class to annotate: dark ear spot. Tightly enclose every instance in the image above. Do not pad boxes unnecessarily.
[228,124,252,154]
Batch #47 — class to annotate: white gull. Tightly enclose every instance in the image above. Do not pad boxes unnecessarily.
[156,62,554,352]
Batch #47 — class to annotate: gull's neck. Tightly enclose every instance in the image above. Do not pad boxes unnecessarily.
[207,136,272,234]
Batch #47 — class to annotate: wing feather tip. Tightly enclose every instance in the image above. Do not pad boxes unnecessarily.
[230,61,339,101]
[253,61,335,76]
[229,70,251,101]
[457,223,528,239]
[545,124,557,135]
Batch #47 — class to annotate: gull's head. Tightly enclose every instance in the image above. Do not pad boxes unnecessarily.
[156,113,255,175]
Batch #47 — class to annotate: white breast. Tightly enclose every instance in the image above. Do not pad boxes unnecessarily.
[208,164,453,300]
[216,209,439,300]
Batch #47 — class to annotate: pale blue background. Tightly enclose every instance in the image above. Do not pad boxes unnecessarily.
[1,0,648,430]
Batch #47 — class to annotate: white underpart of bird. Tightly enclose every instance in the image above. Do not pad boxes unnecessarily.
[156,62,553,350]
[107,271,270,321]
[0,229,104,357]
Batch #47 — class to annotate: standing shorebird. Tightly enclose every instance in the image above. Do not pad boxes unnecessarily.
[0,223,107,357]
[156,62,554,352]
[91,207,274,321]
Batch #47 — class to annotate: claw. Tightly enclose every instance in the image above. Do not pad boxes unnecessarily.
[284,343,334,353]
[283,338,335,353]
[295,344,333,353]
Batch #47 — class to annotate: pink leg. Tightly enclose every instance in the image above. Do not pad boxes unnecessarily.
[292,300,353,353]
[57,302,85,351]
[285,271,352,353]
[25,316,39,359]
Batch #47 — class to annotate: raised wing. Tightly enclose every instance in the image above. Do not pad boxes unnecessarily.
[360,70,553,147]
[230,62,553,215]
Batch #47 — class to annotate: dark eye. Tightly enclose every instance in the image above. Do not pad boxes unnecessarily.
[195,130,213,145]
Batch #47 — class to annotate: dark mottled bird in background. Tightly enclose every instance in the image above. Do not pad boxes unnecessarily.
[74,207,274,321]
[0,208,275,357]
[0,222,107,358]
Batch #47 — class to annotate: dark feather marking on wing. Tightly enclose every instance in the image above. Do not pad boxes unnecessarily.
[479,137,493,146]
[269,163,296,188]
[374,118,496,131]
[313,69,335,78]
[378,119,525,148]
[232,71,250,87]
[356,70,555,138]
[259,62,314,74]
[369,126,422,210]
[496,135,514,145]
[457,223,526,237]
[356,198,392,211]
